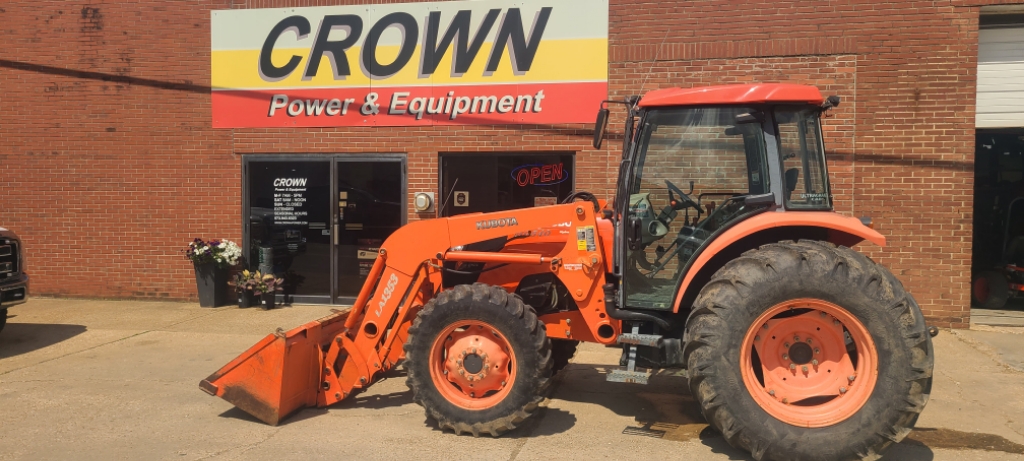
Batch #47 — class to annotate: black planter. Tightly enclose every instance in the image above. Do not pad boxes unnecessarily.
[194,263,228,308]
[238,291,259,308]
[261,292,276,310]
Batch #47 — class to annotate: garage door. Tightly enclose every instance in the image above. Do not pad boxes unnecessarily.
[977,26,1024,128]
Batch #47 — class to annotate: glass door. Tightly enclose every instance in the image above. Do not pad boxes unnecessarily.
[245,155,406,304]
[334,159,405,300]
[246,160,333,303]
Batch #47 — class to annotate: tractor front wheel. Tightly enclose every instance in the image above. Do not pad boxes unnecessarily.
[684,240,933,461]
[972,270,1009,309]
[404,283,552,436]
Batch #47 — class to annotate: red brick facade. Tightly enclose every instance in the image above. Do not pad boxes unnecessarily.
[2,0,1021,327]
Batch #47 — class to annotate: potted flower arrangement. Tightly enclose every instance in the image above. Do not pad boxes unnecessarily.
[254,270,286,309]
[230,270,283,309]
[183,238,241,307]
[258,272,285,309]
[230,270,260,308]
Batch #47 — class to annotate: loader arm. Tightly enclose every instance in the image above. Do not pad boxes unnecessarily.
[200,202,614,425]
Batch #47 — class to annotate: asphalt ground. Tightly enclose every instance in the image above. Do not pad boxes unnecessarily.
[1,298,1023,461]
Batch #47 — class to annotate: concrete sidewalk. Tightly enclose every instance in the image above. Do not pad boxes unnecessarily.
[1,298,1023,461]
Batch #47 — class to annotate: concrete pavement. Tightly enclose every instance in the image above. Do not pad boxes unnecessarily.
[1,298,1023,460]
[971,304,1024,328]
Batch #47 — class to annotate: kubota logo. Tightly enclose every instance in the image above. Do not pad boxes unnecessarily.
[375,273,399,317]
[476,217,519,230]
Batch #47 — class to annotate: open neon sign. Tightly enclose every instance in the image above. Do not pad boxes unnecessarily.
[510,163,570,186]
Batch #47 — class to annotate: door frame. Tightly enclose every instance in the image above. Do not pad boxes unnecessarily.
[242,154,407,305]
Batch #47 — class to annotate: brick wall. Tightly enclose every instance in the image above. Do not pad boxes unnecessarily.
[3,0,1022,326]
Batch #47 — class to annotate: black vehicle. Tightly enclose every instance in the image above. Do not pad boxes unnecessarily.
[0,227,28,333]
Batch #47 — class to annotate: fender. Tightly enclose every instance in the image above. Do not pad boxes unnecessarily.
[671,212,885,313]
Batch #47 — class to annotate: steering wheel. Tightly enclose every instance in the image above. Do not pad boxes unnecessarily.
[665,180,700,211]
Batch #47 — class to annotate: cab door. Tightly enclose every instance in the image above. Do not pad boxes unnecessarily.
[619,106,772,311]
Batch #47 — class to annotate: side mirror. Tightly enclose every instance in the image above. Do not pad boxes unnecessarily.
[822,95,841,110]
[593,108,610,149]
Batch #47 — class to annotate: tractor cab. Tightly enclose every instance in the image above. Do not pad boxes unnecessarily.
[594,84,840,312]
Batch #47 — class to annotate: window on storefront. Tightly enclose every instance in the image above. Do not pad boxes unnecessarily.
[439,153,575,216]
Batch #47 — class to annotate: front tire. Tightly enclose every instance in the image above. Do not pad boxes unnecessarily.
[404,283,552,436]
[972,270,1009,309]
[684,240,933,461]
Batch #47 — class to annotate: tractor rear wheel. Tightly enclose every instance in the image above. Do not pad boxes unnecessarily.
[404,283,552,436]
[684,240,933,461]
[972,270,1009,309]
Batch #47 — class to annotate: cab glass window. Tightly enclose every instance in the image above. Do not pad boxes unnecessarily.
[775,106,831,209]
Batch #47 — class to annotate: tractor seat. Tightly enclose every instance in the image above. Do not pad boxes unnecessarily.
[785,168,799,202]
[1007,236,1024,266]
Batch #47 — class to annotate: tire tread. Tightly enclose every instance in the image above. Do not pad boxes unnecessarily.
[683,240,934,461]
[404,283,552,437]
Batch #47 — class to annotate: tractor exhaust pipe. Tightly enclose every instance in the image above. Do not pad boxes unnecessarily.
[603,282,672,330]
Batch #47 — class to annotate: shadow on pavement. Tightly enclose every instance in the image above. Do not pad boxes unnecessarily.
[217,407,266,424]
[903,427,1024,455]
[553,365,752,458]
[0,321,87,359]
[548,364,987,460]
[413,407,577,438]
[211,361,1020,459]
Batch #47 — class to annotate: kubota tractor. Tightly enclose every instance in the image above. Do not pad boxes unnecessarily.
[201,84,935,461]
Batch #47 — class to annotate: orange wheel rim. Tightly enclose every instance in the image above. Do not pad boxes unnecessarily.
[429,320,516,410]
[740,298,878,427]
[973,277,989,302]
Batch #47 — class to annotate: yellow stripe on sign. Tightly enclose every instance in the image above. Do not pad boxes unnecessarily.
[211,38,607,89]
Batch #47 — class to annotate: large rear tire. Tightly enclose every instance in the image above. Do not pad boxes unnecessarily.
[0,309,6,334]
[404,283,552,436]
[972,270,1009,309]
[684,240,933,461]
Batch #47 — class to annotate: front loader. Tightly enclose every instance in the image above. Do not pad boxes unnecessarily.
[201,84,935,461]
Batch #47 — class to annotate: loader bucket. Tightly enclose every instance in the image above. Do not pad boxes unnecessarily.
[199,310,349,425]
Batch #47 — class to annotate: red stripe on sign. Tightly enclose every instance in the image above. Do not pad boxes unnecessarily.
[211,82,607,128]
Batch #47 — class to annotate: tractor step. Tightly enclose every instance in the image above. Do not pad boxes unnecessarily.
[606,369,651,384]
[607,324,652,384]
[616,333,662,347]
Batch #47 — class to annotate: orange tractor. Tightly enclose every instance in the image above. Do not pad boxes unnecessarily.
[201,84,934,461]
